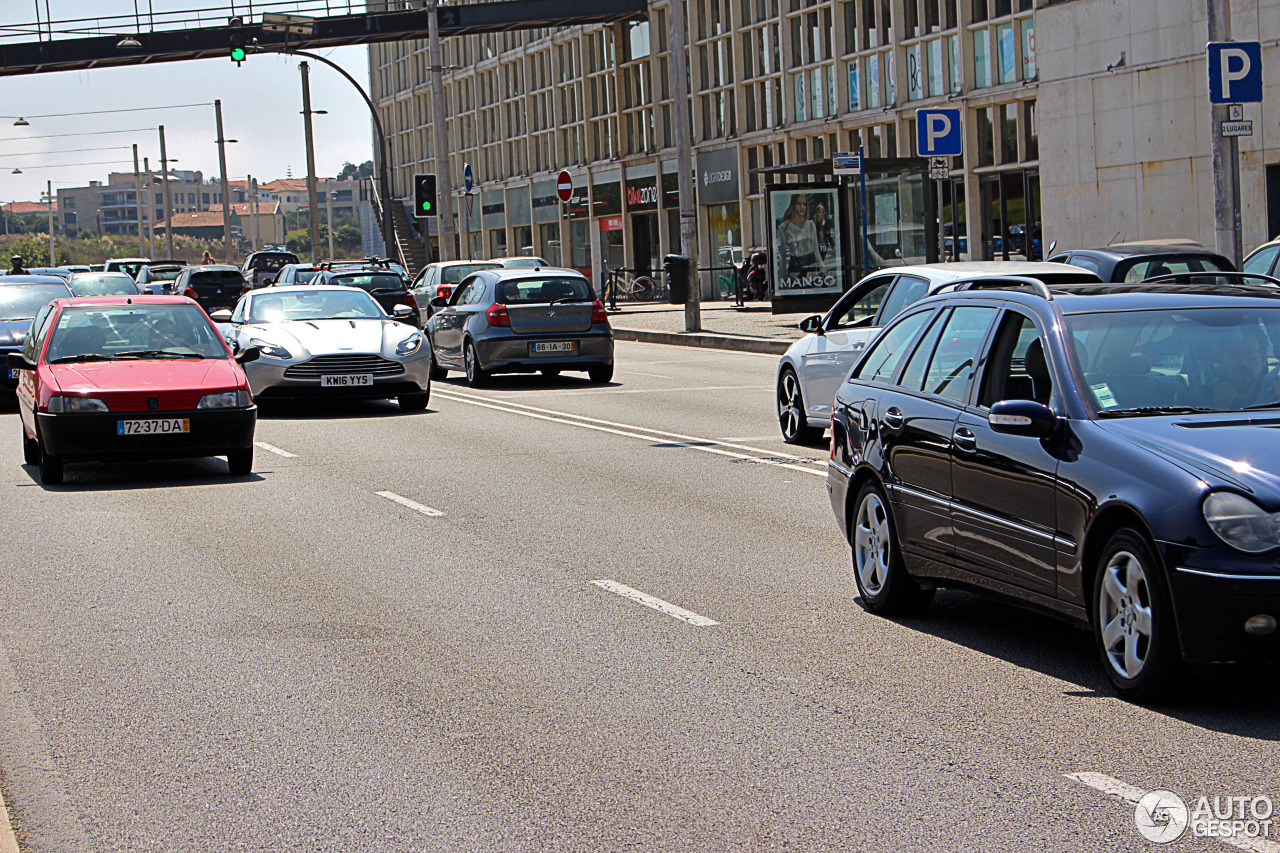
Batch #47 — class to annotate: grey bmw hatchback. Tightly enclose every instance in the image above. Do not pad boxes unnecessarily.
[425,268,614,386]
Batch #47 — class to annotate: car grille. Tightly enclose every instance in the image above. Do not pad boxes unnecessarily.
[284,354,405,378]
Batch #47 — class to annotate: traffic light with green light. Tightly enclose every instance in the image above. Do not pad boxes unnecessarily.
[230,31,247,65]
[414,174,438,217]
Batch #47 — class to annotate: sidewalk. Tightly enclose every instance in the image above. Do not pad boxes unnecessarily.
[606,300,808,355]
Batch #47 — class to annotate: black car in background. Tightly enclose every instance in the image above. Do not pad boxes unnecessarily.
[0,277,74,391]
[241,250,300,288]
[1047,240,1234,282]
[169,265,250,313]
[827,278,1280,700]
[314,260,421,328]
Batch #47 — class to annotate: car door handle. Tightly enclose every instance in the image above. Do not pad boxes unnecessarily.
[883,408,905,429]
[953,427,978,452]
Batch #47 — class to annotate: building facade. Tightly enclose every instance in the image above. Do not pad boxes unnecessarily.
[368,0,1280,297]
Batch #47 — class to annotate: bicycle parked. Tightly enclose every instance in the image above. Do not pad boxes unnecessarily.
[603,267,663,309]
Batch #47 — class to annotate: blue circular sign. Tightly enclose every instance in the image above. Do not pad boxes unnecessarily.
[463,163,474,192]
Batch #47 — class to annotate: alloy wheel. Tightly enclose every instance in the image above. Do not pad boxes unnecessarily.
[854,491,892,596]
[777,371,805,441]
[1098,550,1154,680]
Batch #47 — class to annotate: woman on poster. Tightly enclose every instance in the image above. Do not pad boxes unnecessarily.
[776,194,823,287]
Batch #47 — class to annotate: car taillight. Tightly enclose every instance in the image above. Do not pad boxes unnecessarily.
[830,414,838,459]
[401,292,418,309]
[183,287,198,299]
[240,284,252,295]
[591,300,608,324]
[486,302,510,327]
[437,285,452,301]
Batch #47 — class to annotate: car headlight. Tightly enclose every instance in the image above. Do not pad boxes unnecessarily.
[47,395,108,414]
[197,390,252,409]
[396,333,423,356]
[1202,491,1280,553]
[249,338,292,359]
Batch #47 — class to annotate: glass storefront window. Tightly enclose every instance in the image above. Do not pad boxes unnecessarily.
[537,222,562,267]
[512,225,533,258]
[794,72,807,122]
[973,29,991,88]
[1021,18,1036,80]
[1024,100,1039,160]
[489,229,508,258]
[997,23,1016,84]
[1001,102,1018,163]
[708,203,743,299]
[906,43,923,101]
[948,35,961,93]
[976,106,995,166]
[928,39,945,97]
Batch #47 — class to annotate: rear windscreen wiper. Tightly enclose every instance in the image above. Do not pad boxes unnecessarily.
[549,296,588,305]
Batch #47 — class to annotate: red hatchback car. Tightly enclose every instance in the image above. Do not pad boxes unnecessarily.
[8,295,259,485]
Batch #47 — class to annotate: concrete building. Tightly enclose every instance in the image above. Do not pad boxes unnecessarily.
[57,170,233,238]
[153,201,286,248]
[368,0,1274,300]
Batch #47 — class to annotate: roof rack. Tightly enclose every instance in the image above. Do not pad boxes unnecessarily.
[318,256,396,271]
[943,276,1054,300]
[1140,271,1280,288]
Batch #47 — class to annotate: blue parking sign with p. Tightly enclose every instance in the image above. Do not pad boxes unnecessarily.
[1208,42,1263,104]
[916,108,962,157]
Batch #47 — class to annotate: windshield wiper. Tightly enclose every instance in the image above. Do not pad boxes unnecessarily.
[1241,401,1280,411]
[113,350,205,359]
[48,353,113,364]
[1098,406,1215,418]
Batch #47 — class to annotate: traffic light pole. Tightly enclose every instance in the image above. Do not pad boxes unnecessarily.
[215,99,234,263]
[300,63,323,264]
[428,0,456,262]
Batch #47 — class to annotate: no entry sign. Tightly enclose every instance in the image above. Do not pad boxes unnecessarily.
[557,170,574,203]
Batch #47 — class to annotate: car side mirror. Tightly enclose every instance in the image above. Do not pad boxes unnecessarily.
[799,315,824,335]
[989,399,1056,438]
[430,296,448,308]
[234,346,260,365]
[6,352,34,371]
[392,304,414,319]
[209,309,233,323]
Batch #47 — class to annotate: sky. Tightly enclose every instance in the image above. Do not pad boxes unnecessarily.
[0,3,376,203]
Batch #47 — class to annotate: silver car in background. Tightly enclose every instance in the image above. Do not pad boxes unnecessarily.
[211,285,431,410]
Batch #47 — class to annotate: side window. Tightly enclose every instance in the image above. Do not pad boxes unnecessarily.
[466,282,488,305]
[829,276,895,329]
[231,298,246,324]
[1243,245,1280,276]
[920,306,999,402]
[898,311,949,392]
[853,310,933,383]
[24,305,54,360]
[978,312,1051,408]
[450,278,477,305]
[875,275,932,324]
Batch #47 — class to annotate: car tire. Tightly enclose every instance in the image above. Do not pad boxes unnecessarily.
[428,344,448,381]
[226,448,253,477]
[464,341,489,387]
[399,389,431,411]
[850,482,933,615]
[540,368,561,378]
[587,363,614,383]
[39,448,63,485]
[22,430,40,465]
[778,367,821,444]
[1092,528,1180,702]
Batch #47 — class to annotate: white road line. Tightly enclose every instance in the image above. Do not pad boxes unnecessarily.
[620,370,674,379]
[434,390,825,478]
[254,442,298,458]
[1067,773,1280,853]
[375,490,445,517]
[622,341,779,359]
[542,385,760,396]
[590,579,720,627]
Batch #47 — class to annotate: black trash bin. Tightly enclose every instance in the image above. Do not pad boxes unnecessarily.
[663,254,690,305]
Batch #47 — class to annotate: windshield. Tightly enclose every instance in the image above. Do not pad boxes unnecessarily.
[108,261,148,279]
[145,267,184,282]
[1067,307,1280,415]
[68,274,139,296]
[443,263,500,283]
[251,254,297,271]
[248,289,385,323]
[0,284,72,321]
[500,257,547,268]
[496,276,593,304]
[330,273,405,292]
[44,304,229,362]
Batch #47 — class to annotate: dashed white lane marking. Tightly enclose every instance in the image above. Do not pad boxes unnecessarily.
[620,370,674,379]
[254,442,298,458]
[590,579,720,627]
[375,490,445,517]
[1067,773,1280,853]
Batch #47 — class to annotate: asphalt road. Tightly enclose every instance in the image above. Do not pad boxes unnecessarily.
[0,340,1276,852]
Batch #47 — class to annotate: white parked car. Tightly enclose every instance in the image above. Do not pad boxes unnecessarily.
[775,262,1101,443]
[488,256,549,269]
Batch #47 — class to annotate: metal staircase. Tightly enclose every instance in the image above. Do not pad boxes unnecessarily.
[370,180,427,277]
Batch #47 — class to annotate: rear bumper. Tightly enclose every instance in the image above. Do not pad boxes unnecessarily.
[476,333,614,373]
[37,407,256,462]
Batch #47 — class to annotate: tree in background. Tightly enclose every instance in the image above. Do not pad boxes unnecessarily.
[336,161,374,181]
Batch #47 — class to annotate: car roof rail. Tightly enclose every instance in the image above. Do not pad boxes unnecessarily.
[942,276,1054,300]
[1140,271,1280,288]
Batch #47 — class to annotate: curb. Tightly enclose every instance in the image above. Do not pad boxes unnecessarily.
[0,788,17,853]
[612,327,791,355]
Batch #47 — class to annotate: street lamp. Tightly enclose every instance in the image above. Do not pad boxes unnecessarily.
[12,118,29,127]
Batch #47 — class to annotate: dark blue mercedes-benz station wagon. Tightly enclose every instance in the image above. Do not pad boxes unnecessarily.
[826,278,1280,700]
